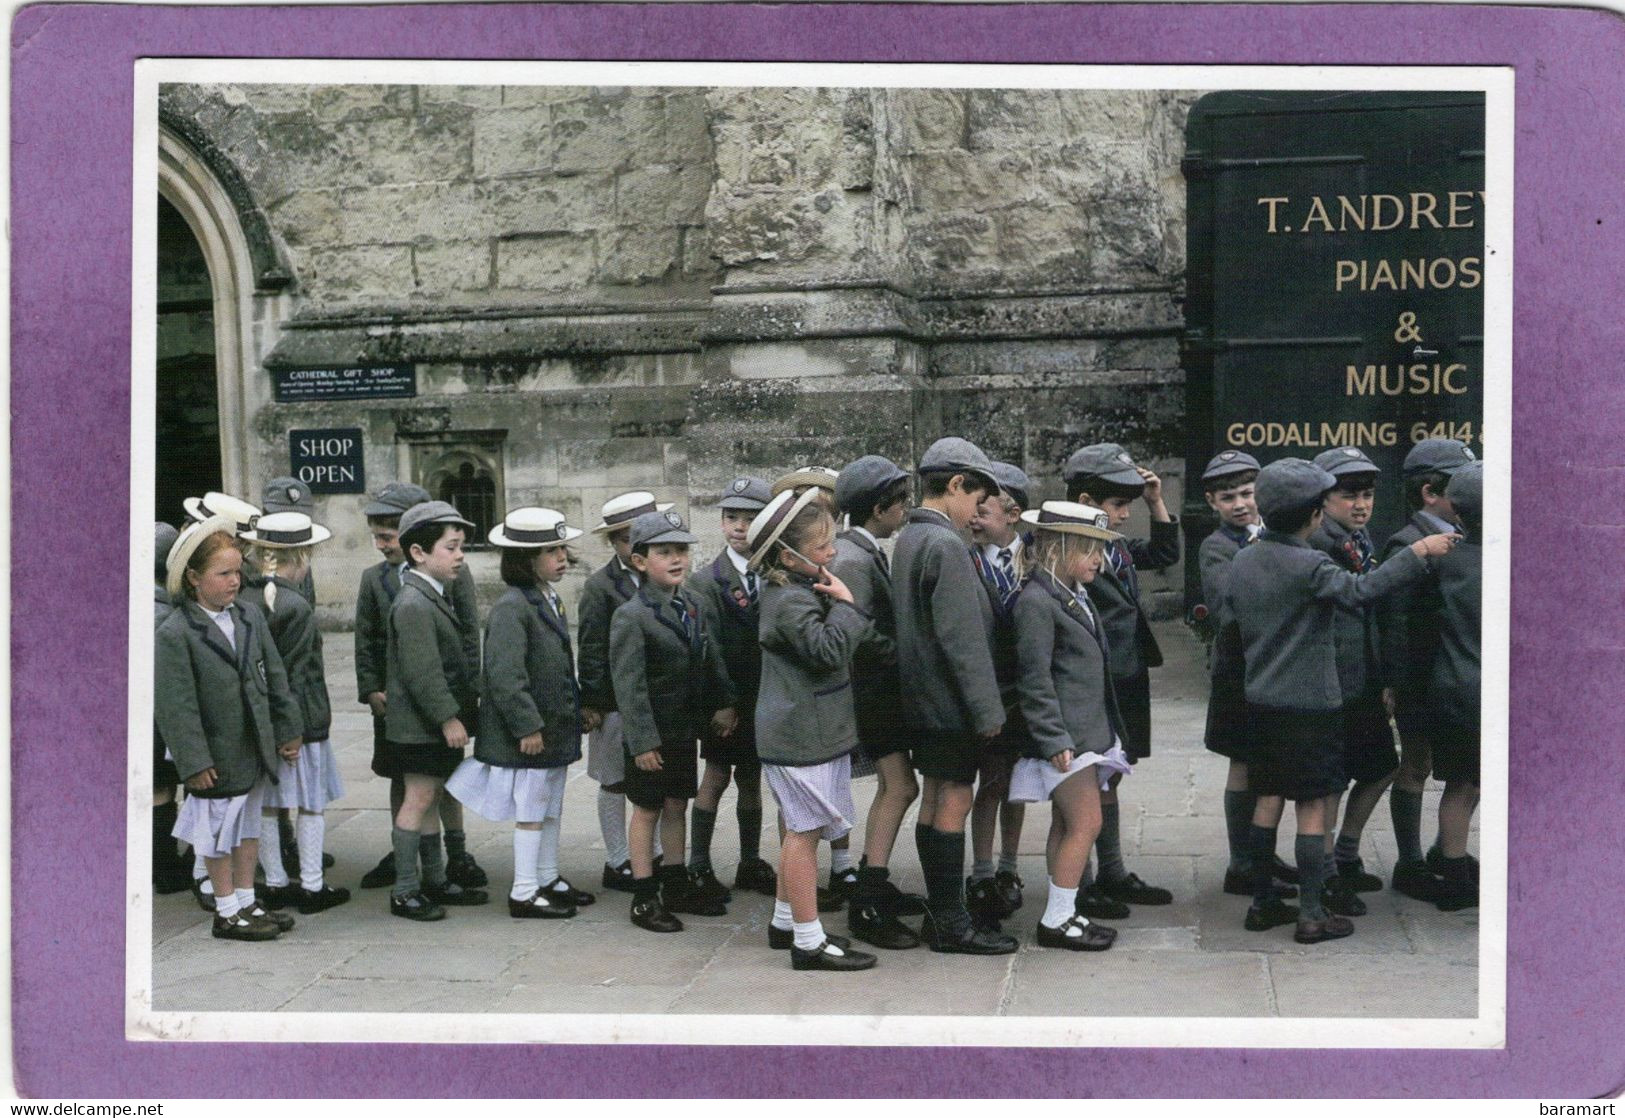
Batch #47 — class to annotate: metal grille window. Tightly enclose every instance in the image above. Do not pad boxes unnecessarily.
[441,460,497,543]
[401,429,507,550]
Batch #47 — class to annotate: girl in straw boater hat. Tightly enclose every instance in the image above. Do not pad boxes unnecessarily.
[237,512,350,916]
[1008,501,1135,951]
[746,489,878,971]
[155,516,305,941]
[446,508,596,921]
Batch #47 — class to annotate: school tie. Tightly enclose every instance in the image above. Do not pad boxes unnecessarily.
[1110,541,1140,602]
[996,548,1016,598]
[1352,529,1373,573]
[672,594,694,641]
[744,569,759,605]
[547,589,565,622]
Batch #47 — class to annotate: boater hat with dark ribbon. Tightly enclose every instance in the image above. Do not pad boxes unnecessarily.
[770,466,840,497]
[489,507,583,548]
[183,491,262,530]
[592,491,675,535]
[165,514,239,599]
[240,511,333,549]
[1018,500,1123,542]
[746,488,824,571]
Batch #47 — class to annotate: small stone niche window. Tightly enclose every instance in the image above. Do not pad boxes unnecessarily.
[405,431,506,549]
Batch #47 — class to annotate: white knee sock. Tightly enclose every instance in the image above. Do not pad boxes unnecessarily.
[296,813,325,892]
[771,899,794,931]
[258,816,289,887]
[536,815,563,886]
[235,887,256,911]
[1041,877,1078,929]
[215,891,241,919]
[511,828,543,901]
[597,789,629,867]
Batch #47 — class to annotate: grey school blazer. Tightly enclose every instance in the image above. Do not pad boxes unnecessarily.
[754,576,872,767]
[154,598,303,797]
[1014,574,1127,762]
[1198,525,1250,615]
[385,571,481,744]
[1377,512,1448,718]
[1428,540,1481,719]
[475,586,582,769]
[1214,530,1429,712]
[577,557,640,712]
[609,582,736,758]
[1085,518,1180,680]
[829,531,901,741]
[891,508,1004,737]
[1309,516,1385,695]
[355,560,479,704]
[240,575,331,743]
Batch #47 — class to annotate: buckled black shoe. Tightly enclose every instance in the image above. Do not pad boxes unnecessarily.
[244,902,296,932]
[1323,875,1367,917]
[1244,895,1301,931]
[1425,847,1479,880]
[769,925,852,950]
[815,885,845,913]
[1076,884,1131,920]
[1098,872,1172,906]
[994,870,1024,912]
[847,903,922,950]
[828,866,860,901]
[191,878,217,913]
[1224,868,1299,899]
[258,883,301,910]
[539,877,596,907]
[1035,915,1116,951]
[664,875,727,917]
[791,938,877,971]
[1391,859,1444,902]
[966,877,1008,930]
[919,908,1019,955]
[425,881,489,907]
[212,911,279,941]
[390,890,446,921]
[867,877,927,917]
[601,860,638,892]
[733,857,778,895]
[509,891,576,919]
[689,867,732,904]
[1435,859,1479,912]
[445,851,489,889]
[359,851,397,889]
[296,884,352,915]
[1336,857,1384,892]
[631,895,683,932]
[1294,914,1355,943]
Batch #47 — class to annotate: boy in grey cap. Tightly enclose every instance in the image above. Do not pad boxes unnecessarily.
[1213,458,1457,943]
[355,483,487,892]
[891,437,1017,954]
[1377,438,1476,900]
[1063,442,1179,914]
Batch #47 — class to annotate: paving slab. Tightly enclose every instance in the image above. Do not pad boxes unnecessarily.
[1005,948,1273,1017]
[1269,953,1477,1018]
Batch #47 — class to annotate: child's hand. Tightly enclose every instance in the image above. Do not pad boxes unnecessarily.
[1050,750,1074,773]
[1412,532,1461,559]
[581,707,603,733]
[278,738,302,762]
[635,749,664,772]
[812,566,855,605]
[1138,466,1171,519]
[366,692,388,718]
[185,768,218,792]
[711,707,739,737]
[519,731,545,756]
[442,717,469,750]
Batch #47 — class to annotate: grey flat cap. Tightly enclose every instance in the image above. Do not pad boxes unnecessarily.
[155,522,179,583]
[364,482,433,518]
[397,500,474,539]
[835,455,909,514]
[718,477,773,512]
[989,461,1032,510]
[1063,443,1144,488]
[1313,446,1381,479]
[1256,458,1338,522]
[262,476,314,514]
[918,437,1000,494]
[1445,460,1483,522]
[1403,438,1476,478]
[1201,450,1262,482]
[630,508,698,550]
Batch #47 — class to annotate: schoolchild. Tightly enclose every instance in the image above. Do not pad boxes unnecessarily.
[966,461,1035,927]
[1196,452,1297,899]
[156,516,304,941]
[152,522,194,895]
[609,510,740,932]
[1377,438,1476,900]
[578,491,669,891]
[1307,446,1397,915]
[1427,461,1483,912]
[747,489,880,971]
[238,512,351,914]
[891,436,1018,955]
[1009,501,1136,950]
[1213,458,1456,943]
[380,501,490,921]
[447,508,595,920]
[830,455,925,950]
[687,478,776,900]
[354,483,488,892]
[1063,443,1179,915]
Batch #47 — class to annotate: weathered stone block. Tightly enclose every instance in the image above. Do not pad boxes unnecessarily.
[478,173,616,236]
[494,233,597,291]
[899,89,966,150]
[556,437,671,487]
[420,85,504,108]
[550,97,636,173]
[332,181,484,246]
[266,188,344,247]
[309,85,415,125]
[500,85,595,108]
[411,240,491,298]
[302,244,415,301]
[472,105,551,178]
[599,226,680,285]
[905,149,1038,213]
[615,163,710,225]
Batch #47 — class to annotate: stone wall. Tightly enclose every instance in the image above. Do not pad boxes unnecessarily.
[158,82,1199,624]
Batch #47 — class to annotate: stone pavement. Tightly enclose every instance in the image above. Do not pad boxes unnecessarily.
[150,622,1478,1019]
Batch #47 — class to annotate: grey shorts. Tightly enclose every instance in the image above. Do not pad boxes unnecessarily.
[586,712,626,788]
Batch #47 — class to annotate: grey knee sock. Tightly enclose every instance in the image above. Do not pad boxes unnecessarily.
[1322,846,1337,879]
[1223,789,1257,874]
[1248,824,1279,906]
[737,803,762,862]
[597,789,630,867]
[1334,833,1362,866]
[689,806,718,872]
[443,828,467,860]
[1391,788,1425,864]
[419,832,447,888]
[391,826,422,898]
[1297,834,1327,920]
[1095,801,1128,883]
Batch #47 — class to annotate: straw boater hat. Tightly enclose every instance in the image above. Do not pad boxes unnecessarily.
[770,466,840,497]
[592,491,674,535]
[239,511,333,549]
[489,507,583,548]
[183,491,261,530]
[165,514,239,599]
[746,488,824,571]
[1019,500,1124,543]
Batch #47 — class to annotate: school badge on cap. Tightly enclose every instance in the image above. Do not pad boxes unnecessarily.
[1464,447,1476,459]
[1118,452,1133,464]
[665,511,683,528]
[1095,513,1110,529]
[1344,448,1362,458]
[732,479,749,493]
[1220,451,1237,462]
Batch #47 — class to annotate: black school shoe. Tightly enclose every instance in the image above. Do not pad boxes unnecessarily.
[212,911,279,941]
[791,939,877,971]
[919,908,1019,955]
[815,885,845,913]
[244,902,296,932]
[1244,895,1301,931]
[1097,872,1173,906]
[359,851,397,889]
[601,861,638,892]
[425,881,489,907]
[828,866,860,900]
[258,883,302,909]
[994,870,1024,912]
[1223,868,1300,899]
[1323,875,1368,917]
[967,876,1015,920]
[1435,858,1479,912]
[733,857,778,895]
[445,851,489,889]
[848,903,923,950]
[769,926,853,951]
[1035,915,1116,952]
[630,895,683,933]
[1294,914,1355,944]
[1391,859,1444,902]
[689,867,732,904]
[297,885,352,915]
[539,877,596,907]
[1336,857,1384,893]
[664,874,727,917]
[1426,846,1479,880]
[1075,884,1131,921]
[509,891,576,919]
[390,890,446,922]
[191,878,217,913]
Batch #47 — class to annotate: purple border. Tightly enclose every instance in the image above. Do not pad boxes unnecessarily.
[12,1,1625,1099]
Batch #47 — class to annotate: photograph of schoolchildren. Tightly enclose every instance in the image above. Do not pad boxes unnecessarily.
[143,72,1490,1024]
